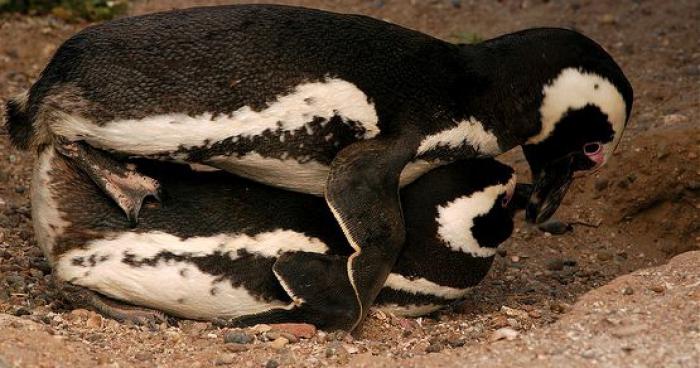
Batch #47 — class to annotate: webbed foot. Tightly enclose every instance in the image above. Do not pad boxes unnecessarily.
[56,281,167,328]
[55,141,160,225]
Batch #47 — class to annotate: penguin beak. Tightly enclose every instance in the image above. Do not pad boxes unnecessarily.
[525,156,574,224]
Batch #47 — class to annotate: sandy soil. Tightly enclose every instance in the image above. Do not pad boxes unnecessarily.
[0,0,698,367]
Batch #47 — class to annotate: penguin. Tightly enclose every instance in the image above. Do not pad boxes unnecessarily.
[34,147,523,328]
[5,4,633,330]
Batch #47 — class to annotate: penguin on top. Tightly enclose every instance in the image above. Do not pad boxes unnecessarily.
[6,4,633,330]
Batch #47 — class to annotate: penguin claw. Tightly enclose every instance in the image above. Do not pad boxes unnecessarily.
[106,171,161,227]
[56,140,161,225]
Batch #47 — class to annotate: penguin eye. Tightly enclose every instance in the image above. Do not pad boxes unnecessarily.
[583,142,602,156]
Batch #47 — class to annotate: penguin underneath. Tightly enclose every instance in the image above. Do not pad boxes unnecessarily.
[6,4,633,330]
[34,148,524,328]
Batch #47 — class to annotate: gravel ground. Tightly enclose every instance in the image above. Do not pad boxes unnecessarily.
[0,0,698,367]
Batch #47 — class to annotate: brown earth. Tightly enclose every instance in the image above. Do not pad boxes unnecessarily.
[0,0,698,367]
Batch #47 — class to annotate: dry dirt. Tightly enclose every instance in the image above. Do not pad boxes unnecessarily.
[0,1,698,367]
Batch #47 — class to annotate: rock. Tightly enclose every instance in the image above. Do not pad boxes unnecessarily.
[86,314,102,329]
[68,309,91,320]
[13,307,31,317]
[501,306,529,319]
[264,331,281,340]
[325,341,348,358]
[335,343,354,355]
[270,323,316,339]
[491,327,519,341]
[214,353,236,365]
[279,332,298,344]
[538,219,572,235]
[546,258,565,271]
[594,177,609,191]
[270,337,289,350]
[265,359,279,368]
[663,113,688,125]
[134,352,154,361]
[426,342,444,353]
[622,286,634,295]
[600,13,616,24]
[597,251,613,262]
[249,324,272,334]
[496,247,507,257]
[224,331,254,344]
[611,324,647,338]
[224,343,249,353]
[550,302,569,314]
[649,285,665,293]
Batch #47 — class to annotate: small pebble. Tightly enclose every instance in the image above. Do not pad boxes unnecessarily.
[597,251,613,262]
[538,219,572,235]
[649,285,665,293]
[13,307,31,317]
[214,353,235,365]
[270,323,317,339]
[662,113,688,125]
[265,359,279,368]
[86,314,102,329]
[546,259,565,271]
[622,287,634,295]
[611,324,647,338]
[270,337,289,350]
[134,352,154,361]
[224,343,249,353]
[594,177,609,191]
[491,327,519,341]
[224,331,253,344]
[250,324,272,334]
[426,342,444,353]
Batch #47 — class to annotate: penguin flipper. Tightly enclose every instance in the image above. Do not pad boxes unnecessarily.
[226,252,359,331]
[324,136,419,330]
[55,141,161,226]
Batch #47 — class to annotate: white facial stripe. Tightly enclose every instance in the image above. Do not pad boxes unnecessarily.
[31,149,70,264]
[435,180,512,257]
[529,67,627,160]
[55,230,328,319]
[52,78,379,155]
[383,273,470,300]
[417,117,500,156]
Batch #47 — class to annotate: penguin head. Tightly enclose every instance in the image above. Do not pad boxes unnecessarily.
[473,28,633,224]
[401,159,519,256]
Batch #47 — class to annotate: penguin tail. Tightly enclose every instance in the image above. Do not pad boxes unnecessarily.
[4,91,33,150]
